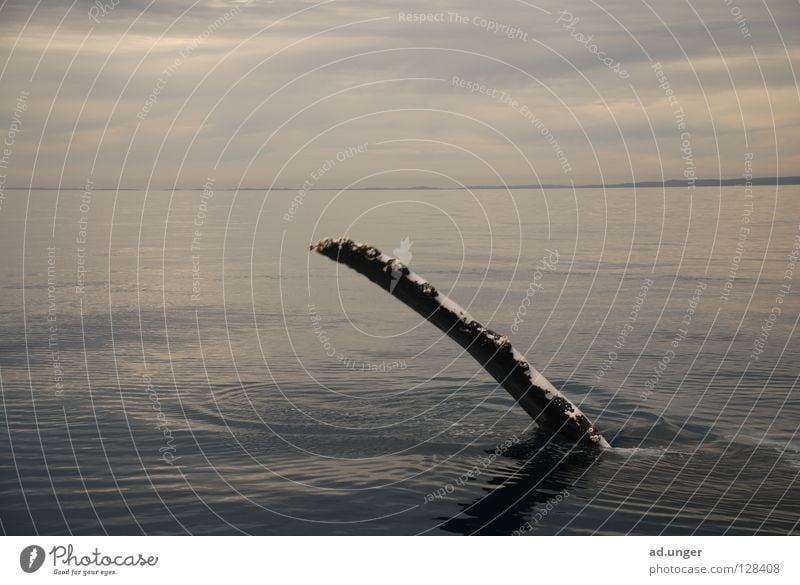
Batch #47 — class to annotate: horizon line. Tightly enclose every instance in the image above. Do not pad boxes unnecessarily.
[5,175,799,192]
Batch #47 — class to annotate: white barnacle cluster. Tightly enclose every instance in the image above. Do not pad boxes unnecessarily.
[420,281,436,296]
[383,259,404,273]
[484,331,511,348]
[310,237,334,252]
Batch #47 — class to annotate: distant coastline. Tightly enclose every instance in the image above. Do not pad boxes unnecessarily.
[8,176,800,192]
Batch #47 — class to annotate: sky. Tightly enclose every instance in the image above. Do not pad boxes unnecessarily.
[0,0,798,188]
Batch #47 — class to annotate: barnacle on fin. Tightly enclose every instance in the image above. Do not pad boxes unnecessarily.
[420,282,436,296]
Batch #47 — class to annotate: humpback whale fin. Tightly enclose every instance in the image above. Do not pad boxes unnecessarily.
[310,237,609,449]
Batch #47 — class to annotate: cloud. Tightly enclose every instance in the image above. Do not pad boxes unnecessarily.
[0,0,797,187]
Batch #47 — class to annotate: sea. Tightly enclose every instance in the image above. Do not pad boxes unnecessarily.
[0,185,798,534]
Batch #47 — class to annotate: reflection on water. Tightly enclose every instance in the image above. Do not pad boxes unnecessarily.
[0,187,798,534]
[438,436,597,536]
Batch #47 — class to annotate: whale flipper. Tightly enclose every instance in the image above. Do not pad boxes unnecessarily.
[310,237,609,449]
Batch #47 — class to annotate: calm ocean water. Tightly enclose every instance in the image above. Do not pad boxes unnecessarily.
[0,186,798,535]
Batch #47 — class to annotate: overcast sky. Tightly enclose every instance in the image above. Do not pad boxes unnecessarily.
[0,0,798,188]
